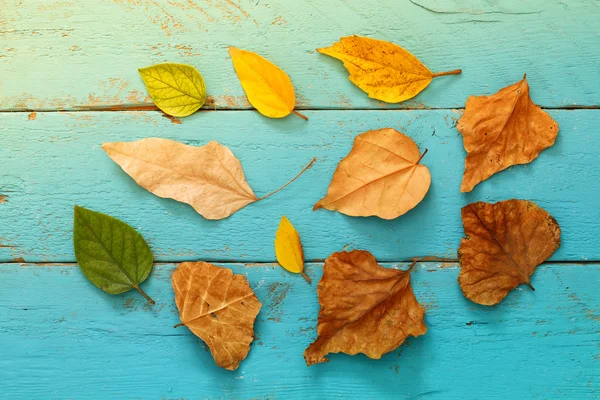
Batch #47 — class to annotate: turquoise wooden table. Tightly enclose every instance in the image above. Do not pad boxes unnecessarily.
[1,1,599,398]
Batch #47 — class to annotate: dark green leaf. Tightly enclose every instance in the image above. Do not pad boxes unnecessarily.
[73,205,155,304]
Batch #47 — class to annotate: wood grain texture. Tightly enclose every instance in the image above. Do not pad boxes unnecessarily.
[1,0,600,111]
[0,262,597,399]
[0,110,598,263]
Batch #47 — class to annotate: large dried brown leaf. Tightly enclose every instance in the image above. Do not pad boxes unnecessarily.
[103,138,316,220]
[103,139,257,220]
[313,128,430,219]
[172,262,262,370]
[458,199,561,306]
[457,75,559,192]
[304,250,427,366]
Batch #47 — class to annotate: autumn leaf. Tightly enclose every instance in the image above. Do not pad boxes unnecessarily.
[314,128,430,219]
[304,250,426,366]
[138,63,206,117]
[73,206,155,304]
[102,138,316,220]
[458,199,561,306]
[457,75,559,192]
[317,35,461,103]
[229,47,307,120]
[274,216,310,283]
[172,262,262,370]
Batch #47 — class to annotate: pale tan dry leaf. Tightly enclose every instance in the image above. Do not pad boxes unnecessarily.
[458,199,561,306]
[314,128,430,219]
[457,75,559,192]
[172,262,262,370]
[304,250,427,366]
[102,138,316,220]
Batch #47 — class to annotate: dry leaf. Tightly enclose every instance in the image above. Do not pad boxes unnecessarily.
[172,262,262,370]
[229,47,307,120]
[318,35,461,103]
[304,250,427,366]
[102,138,316,220]
[458,199,561,306]
[314,128,430,219]
[457,75,559,192]
[274,215,310,283]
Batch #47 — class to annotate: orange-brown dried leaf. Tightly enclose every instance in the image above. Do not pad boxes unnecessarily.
[458,199,561,306]
[304,250,427,366]
[172,262,262,370]
[314,128,430,219]
[457,75,559,192]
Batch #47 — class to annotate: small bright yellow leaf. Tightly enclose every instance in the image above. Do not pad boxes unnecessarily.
[317,35,461,103]
[274,216,310,283]
[229,47,307,120]
[138,63,206,117]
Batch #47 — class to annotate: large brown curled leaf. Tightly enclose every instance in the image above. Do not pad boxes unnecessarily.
[304,250,427,366]
[314,128,430,219]
[458,199,561,306]
[172,262,262,370]
[458,75,559,192]
[102,138,316,220]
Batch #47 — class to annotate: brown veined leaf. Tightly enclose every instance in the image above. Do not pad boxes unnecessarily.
[314,128,430,219]
[304,250,426,366]
[102,138,316,220]
[229,47,307,120]
[317,35,461,103]
[458,199,561,306]
[457,75,559,192]
[172,262,262,370]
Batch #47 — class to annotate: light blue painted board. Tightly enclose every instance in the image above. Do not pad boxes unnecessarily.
[1,110,598,263]
[0,262,598,399]
[1,0,599,110]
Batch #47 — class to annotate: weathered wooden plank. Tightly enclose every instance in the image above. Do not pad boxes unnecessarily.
[1,0,599,110]
[0,262,597,399]
[1,110,598,263]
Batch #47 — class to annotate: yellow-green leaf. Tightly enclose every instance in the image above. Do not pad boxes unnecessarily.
[138,63,206,117]
[274,216,310,283]
[318,35,461,103]
[229,47,307,120]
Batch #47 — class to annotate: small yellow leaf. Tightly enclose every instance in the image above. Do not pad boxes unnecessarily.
[138,63,206,117]
[318,35,461,103]
[229,47,307,120]
[274,216,310,283]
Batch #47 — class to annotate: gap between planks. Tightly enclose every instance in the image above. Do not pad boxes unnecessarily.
[2,105,600,114]
[2,260,599,267]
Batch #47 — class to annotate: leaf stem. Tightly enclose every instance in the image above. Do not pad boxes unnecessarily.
[432,69,462,78]
[526,282,535,291]
[174,323,185,328]
[301,271,311,284]
[134,285,155,304]
[258,157,317,201]
[291,110,308,120]
[417,148,428,164]
[408,259,419,273]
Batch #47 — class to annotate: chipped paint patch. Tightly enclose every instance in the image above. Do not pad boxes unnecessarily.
[205,94,251,109]
[162,113,182,124]
[28,112,36,120]
[0,195,7,204]
[266,282,291,322]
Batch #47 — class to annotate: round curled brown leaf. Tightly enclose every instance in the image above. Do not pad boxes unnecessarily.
[313,128,431,220]
[304,250,427,366]
[172,262,262,370]
[457,75,559,192]
[458,199,561,306]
